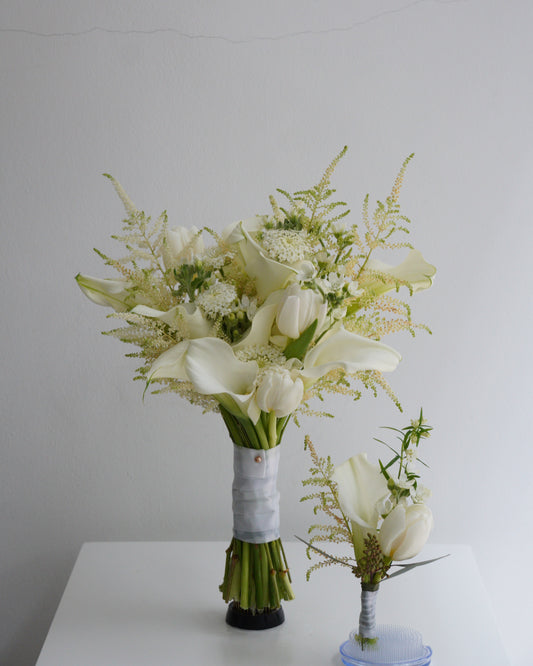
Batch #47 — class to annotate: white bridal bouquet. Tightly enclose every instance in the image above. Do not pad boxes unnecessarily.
[76,148,435,622]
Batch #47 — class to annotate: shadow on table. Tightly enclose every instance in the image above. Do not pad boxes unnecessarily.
[0,552,73,666]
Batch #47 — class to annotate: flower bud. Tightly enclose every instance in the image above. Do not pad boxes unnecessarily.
[255,368,304,417]
[378,503,433,561]
[275,284,327,339]
[162,226,204,271]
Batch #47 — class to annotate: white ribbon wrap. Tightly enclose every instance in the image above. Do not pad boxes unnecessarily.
[359,588,378,639]
[232,444,281,544]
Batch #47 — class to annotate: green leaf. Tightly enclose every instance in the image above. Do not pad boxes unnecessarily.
[386,554,449,581]
[284,318,318,361]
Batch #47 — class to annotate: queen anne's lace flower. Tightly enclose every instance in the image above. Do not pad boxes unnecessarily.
[260,229,311,263]
[196,283,237,318]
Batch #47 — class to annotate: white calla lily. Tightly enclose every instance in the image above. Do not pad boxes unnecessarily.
[148,340,190,380]
[184,337,257,396]
[75,274,141,312]
[147,337,260,422]
[365,249,436,294]
[132,303,212,338]
[184,337,260,422]
[239,225,299,299]
[332,454,389,529]
[301,326,401,381]
[379,503,433,561]
[332,453,389,560]
[232,302,278,351]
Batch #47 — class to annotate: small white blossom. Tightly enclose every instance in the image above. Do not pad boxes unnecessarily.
[376,495,395,517]
[396,472,416,490]
[241,295,258,320]
[196,283,238,318]
[331,306,347,320]
[347,280,363,297]
[404,448,417,468]
[327,271,345,290]
[413,485,432,504]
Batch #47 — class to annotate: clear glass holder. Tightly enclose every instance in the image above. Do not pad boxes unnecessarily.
[339,625,432,665]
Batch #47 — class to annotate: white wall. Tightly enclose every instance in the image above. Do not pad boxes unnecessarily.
[1,1,532,664]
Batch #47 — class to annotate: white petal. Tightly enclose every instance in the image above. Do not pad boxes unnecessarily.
[393,505,433,560]
[245,396,261,424]
[301,327,401,380]
[275,284,327,340]
[232,302,278,351]
[292,260,316,281]
[378,504,407,557]
[75,274,135,312]
[331,453,389,529]
[185,337,258,397]
[239,225,298,299]
[379,504,433,561]
[366,249,436,293]
[148,341,190,380]
[276,294,303,339]
[132,303,212,338]
[222,215,265,244]
[162,226,204,270]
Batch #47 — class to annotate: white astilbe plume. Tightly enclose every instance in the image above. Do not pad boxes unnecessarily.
[234,344,286,367]
[104,174,138,215]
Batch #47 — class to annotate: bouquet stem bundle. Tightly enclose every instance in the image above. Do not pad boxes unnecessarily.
[220,538,293,611]
[219,407,294,612]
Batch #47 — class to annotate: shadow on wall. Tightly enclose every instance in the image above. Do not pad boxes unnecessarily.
[0,551,76,666]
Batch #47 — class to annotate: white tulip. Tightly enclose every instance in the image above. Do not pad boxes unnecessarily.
[162,226,204,271]
[275,284,327,339]
[379,503,433,561]
[256,368,304,417]
[75,274,140,312]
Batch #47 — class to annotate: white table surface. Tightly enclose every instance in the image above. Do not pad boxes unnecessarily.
[35,542,510,666]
